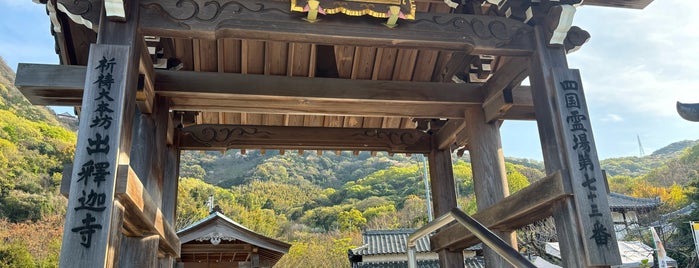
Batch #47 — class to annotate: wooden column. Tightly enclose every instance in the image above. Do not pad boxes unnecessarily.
[59,1,141,267]
[528,6,621,267]
[427,141,464,268]
[465,107,516,268]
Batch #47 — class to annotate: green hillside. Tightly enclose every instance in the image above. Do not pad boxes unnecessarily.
[0,57,75,267]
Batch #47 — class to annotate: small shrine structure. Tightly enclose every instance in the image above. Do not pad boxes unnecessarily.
[176,208,290,268]
[15,0,657,267]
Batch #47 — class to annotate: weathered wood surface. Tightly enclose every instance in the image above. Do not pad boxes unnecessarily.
[427,144,464,268]
[431,172,566,251]
[118,235,159,268]
[59,44,132,268]
[57,0,535,55]
[465,106,515,267]
[115,165,180,257]
[528,21,620,266]
[16,64,538,120]
[178,124,431,153]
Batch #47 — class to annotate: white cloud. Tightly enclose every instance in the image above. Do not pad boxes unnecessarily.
[600,114,623,122]
[570,1,699,119]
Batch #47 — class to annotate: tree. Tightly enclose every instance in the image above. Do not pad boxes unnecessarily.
[338,208,367,231]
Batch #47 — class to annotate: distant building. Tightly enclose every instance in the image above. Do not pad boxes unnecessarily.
[176,209,290,268]
[608,193,661,239]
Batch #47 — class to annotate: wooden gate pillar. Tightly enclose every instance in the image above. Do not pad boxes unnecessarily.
[427,142,464,268]
[465,107,516,268]
[528,6,621,267]
[58,1,161,267]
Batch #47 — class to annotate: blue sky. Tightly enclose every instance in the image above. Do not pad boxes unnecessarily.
[1,0,698,160]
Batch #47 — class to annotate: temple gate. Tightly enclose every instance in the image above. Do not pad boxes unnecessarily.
[15,0,655,267]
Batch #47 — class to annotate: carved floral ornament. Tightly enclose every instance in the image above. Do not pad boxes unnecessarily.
[196,232,237,245]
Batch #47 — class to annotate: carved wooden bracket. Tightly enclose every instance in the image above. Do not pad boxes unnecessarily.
[564,26,590,53]
[543,4,576,46]
[178,124,432,153]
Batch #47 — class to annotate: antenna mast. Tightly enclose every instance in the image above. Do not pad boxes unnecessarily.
[637,135,645,157]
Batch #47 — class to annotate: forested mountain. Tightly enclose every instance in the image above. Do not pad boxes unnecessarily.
[0,57,75,266]
[0,55,698,267]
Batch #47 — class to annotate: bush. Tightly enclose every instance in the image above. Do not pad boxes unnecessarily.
[0,242,35,268]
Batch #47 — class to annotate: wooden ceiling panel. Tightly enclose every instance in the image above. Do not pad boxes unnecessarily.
[351,47,377,80]
[393,49,419,81]
[324,116,345,127]
[200,112,221,124]
[242,40,266,74]
[287,115,305,126]
[265,41,289,75]
[362,117,384,128]
[343,117,364,128]
[335,45,356,79]
[221,39,242,73]
[221,113,242,125]
[262,114,286,126]
[194,39,218,72]
[413,50,440,82]
[288,43,314,77]
[372,48,398,80]
[246,113,264,125]
[174,38,194,71]
[381,117,403,128]
[304,116,325,127]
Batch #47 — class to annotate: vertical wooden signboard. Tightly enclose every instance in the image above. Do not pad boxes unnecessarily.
[60,44,131,268]
[552,68,621,266]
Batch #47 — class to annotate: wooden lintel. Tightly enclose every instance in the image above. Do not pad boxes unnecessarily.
[115,165,180,257]
[137,36,155,113]
[15,64,539,119]
[178,124,432,153]
[430,172,567,251]
[182,244,253,254]
[56,0,534,55]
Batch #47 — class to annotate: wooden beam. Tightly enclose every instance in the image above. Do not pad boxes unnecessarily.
[430,172,567,251]
[178,124,432,153]
[137,36,155,113]
[482,85,535,122]
[16,64,538,119]
[56,0,534,55]
[433,119,467,150]
[115,165,180,257]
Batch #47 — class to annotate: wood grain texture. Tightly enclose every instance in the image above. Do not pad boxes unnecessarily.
[178,124,432,153]
[466,106,515,267]
[115,165,180,257]
[427,144,464,267]
[528,23,620,267]
[431,172,567,251]
[60,44,133,268]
